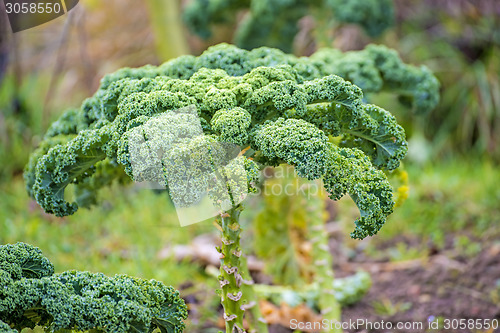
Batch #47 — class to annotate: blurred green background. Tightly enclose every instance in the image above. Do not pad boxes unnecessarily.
[0,0,499,331]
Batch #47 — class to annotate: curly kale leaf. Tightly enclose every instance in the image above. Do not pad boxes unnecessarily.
[182,0,249,39]
[211,107,252,146]
[44,108,80,138]
[302,103,408,170]
[312,44,440,114]
[253,118,394,237]
[0,321,15,333]
[0,243,54,280]
[340,104,408,170]
[253,118,330,180]
[32,129,109,216]
[234,0,307,53]
[323,145,394,239]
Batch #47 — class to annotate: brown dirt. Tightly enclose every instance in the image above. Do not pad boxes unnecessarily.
[182,230,500,333]
[324,231,500,333]
[340,245,500,332]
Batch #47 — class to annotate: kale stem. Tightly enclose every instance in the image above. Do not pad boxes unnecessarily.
[217,204,247,333]
[239,255,269,333]
[308,188,342,333]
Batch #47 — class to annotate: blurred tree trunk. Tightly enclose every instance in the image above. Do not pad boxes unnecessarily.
[146,0,189,61]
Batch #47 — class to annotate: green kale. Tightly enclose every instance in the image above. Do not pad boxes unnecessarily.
[23,43,419,239]
[0,243,188,333]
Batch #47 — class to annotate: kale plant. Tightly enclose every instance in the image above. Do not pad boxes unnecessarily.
[25,43,438,332]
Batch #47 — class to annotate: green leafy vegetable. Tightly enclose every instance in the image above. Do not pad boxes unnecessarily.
[0,243,187,333]
[25,44,408,240]
[24,43,436,333]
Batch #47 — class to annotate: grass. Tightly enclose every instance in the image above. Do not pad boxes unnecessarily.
[387,159,500,241]
[372,298,412,317]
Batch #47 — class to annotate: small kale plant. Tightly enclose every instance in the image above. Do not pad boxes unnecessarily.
[24,43,438,332]
[0,242,187,333]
